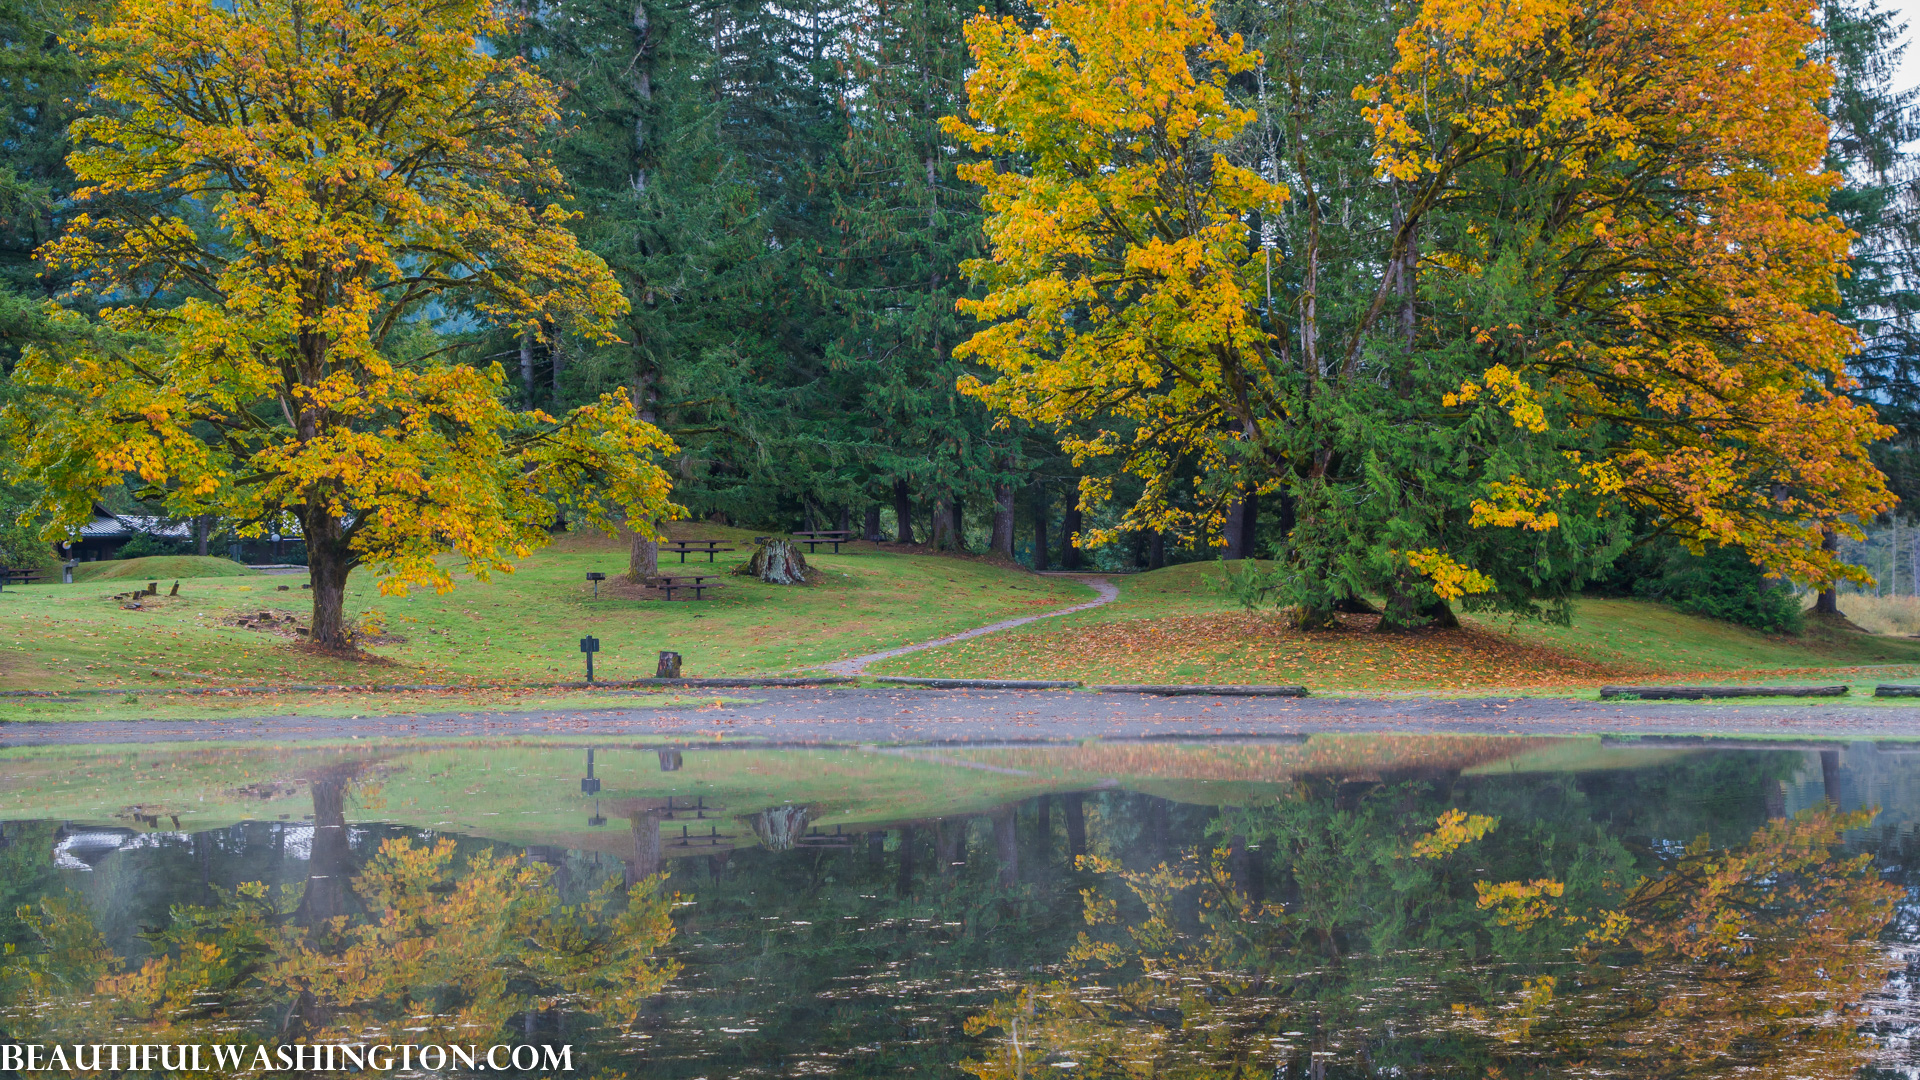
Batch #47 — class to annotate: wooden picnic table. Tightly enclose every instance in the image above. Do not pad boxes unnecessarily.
[664,539,736,563]
[648,573,727,601]
[0,567,44,589]
[791,530,853,554]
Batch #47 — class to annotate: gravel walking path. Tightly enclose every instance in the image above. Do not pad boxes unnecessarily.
[3,687,1917,746]
[821,575,1118,674]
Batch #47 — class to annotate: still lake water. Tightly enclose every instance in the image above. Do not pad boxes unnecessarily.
[0,733,1916,1078]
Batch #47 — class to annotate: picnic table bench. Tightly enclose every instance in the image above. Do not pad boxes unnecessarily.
[648,573,727,601]
[790,529,853,554]
[0,567,44,589]
[664,539,736,563]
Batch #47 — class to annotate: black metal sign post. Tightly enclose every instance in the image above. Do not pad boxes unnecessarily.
[579,635,600,682]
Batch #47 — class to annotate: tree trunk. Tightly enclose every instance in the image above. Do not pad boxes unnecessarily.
[895,825,916,898]
[1062,500,1083,570]
[937,818,966,874]
[932,497,957,551]
[519,329,535,403]
[1380,573,1422,631]
[951,497,966,550]
[1142,795,1168,862]
[304,513,354,649]
[1063,792,1086,859]
[863,505,883,542]
[1421,599,1459,628]
[1225,492,1259,559]
[627,810,662,887]
[992,808,1018,887]
[990,481,1015,557]
[546,321,566,403]
[296,772,358,934]
[1815,526,1840,615]
[193,514,213,557]
[1821,749,1842,806]
[837,505,852,535]
[628,529,658,582]
[1147,531,1165,569]
[1034,794,1052,855]
[1032,486,1050,571]
[894,479,914,545]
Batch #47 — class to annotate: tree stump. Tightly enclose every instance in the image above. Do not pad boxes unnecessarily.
[738,539,810,585]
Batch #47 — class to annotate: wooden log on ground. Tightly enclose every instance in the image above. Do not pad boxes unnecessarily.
[1598,684,1849,700]
[873,677,1082,689]
[1876,685,1920,698]
[1093,683,1309,697]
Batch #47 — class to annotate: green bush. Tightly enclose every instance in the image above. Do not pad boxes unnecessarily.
[1635,543,1804,634]
[116,532,190,559]
[0,483,52,569]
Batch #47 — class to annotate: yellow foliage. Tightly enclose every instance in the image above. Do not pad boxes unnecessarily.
[1365,0,1894,587]
[1403,549,1497,600]
[942,0,1286,545]
[1410,807,1499,858]
[3,0,680,646]
[1475,877,1566,931]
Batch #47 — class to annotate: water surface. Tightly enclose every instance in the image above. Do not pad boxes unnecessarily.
[0,734,1914,1078]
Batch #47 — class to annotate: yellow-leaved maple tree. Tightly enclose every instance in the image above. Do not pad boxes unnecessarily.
[941,0,1287,548]
[1362,0,1893,588]
[2,0,680,647]
[946,0,1892,619]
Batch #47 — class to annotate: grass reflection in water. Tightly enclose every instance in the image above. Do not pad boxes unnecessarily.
[0,735,1909,1078]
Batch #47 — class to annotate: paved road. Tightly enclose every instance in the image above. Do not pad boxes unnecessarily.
[1,687,1916,746]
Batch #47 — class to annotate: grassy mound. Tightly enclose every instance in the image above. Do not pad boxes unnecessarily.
[71,555,261,583]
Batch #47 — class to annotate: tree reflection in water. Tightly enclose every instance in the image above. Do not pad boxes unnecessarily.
[0,738,1911,1078]
[961,790,1900,1080]
[0,767,678,1063]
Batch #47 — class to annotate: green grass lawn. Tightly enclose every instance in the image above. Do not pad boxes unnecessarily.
[0,686,741,724]
[12,543,1915,714]
[0,526,1092,705]
[869,562,1920,692]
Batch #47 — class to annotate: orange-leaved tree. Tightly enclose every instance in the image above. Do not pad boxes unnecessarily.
[946,0,1893,623]
[1362,0,1894,591]
[2,0,680,648]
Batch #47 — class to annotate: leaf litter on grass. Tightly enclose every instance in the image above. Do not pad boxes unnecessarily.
[871,611,1669,690]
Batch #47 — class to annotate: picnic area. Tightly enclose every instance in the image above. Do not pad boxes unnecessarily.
[0,524,1094,707]
[4,514,1920,724]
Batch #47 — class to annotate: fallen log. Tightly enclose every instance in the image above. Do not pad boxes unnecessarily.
[1094,683,1309,697]
[1599,684,1848,701]
[873,677,1082,690]
[1875,685,1920,698]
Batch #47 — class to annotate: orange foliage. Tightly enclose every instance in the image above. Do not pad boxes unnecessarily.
[1365,0,1893,585]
